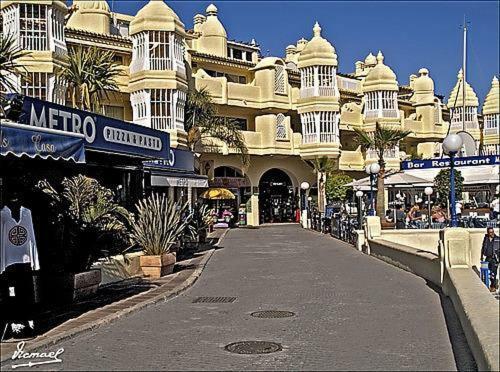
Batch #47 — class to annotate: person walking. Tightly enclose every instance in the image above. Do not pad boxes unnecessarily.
[481,227,499,292]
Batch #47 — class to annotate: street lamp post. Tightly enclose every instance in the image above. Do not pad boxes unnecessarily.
[300,181,310,228]
[356,190,363,227]
[442,134,463,227]
[424,186,433,229]
[365,163,380,216]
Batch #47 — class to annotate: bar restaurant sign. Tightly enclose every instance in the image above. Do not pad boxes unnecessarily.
[15,96,170,160]
[402,155,500,170]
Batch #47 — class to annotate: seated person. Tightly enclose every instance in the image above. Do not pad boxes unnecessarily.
[407,204,423,221]
[387,204,406,228]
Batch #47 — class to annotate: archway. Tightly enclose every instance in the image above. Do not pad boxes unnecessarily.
[258,168,296,224]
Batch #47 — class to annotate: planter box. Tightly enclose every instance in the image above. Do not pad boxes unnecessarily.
[64,269,102,302]
[140,253,176,279]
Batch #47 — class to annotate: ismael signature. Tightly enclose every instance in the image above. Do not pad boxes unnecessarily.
[11,341,64,369]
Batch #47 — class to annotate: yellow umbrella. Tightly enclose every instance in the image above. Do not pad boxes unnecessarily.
[200,188,236,200]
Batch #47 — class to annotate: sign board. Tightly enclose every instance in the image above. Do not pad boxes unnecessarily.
[402,155,500,170]
[210,177,250,188]
[144,148,195,172]
[14,95,170,160]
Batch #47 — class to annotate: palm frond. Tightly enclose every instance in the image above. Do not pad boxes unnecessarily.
[57,46,122,111]
[0,33,30,92]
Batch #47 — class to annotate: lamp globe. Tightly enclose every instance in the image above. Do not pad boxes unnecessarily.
[443,134,463,155]
[370,163,381,174]
[424,187,433,196]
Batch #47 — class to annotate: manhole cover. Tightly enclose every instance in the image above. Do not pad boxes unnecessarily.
[224,341,282,354]
[192,296,237,303]
[250,310,295,318]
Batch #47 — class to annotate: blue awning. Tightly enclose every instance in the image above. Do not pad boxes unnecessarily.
[1,122,85,163]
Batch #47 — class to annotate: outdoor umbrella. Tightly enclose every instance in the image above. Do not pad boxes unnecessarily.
[200,188,236,200]
[345,171,432,190]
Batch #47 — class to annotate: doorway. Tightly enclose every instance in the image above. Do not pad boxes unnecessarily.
[259,168,295,224]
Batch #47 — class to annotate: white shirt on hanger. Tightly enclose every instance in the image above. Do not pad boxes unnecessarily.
[0,206,40,274]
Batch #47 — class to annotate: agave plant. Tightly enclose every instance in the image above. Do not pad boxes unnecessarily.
[37,175,132,272]
[188,203,214,244]
[130,194,192,256]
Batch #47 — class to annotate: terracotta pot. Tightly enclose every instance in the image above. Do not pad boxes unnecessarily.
[140,252,176,279]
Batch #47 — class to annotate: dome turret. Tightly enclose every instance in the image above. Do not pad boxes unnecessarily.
[297,22,337,69]
[67,0,111,34]
[411,68,435,106]
[196,3,227,57]
[130,0,184,36]
[201,4,227,38]
[364,53,377,66]
[447,69,479,108]
[362,51,398,92]
[482,76,499,115]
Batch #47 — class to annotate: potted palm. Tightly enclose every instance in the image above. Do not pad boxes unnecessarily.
[130,194,191,279]
[37,175,131,302]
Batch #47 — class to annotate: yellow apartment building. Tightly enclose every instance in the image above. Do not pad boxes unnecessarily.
[1,0,498,225]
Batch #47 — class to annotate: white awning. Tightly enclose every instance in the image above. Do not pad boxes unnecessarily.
[151,175,208,188]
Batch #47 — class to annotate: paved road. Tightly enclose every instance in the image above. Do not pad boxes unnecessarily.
[13,225,476,371]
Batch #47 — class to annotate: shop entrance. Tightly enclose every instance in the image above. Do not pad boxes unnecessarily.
[259,169,295,224]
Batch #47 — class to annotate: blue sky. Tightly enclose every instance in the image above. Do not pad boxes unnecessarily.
[109,1,499,103]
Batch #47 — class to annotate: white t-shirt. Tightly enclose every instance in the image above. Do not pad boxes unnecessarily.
[455,202,463,215]
[0,206,40,274]
[491,198,499,213]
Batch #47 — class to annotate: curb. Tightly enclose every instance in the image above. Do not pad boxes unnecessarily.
[1,231,229,362]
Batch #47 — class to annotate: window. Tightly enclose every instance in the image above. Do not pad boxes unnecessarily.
[214,166,244,178]
[232,49,243,60]
[150,31,171,70]
[151,89,173,130]
[276,113,287,140]
[318,66,335,87]
[245,52,253,62]
[301,112,317,144]
[319,111,338,143]
[113,55,124,65]
[103,105,125,120]
[21,72,48,100]
[274,64,286,94]
[205,70,246,84]
[19,3,47,51]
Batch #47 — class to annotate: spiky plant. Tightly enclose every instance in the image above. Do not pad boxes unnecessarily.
[130,194,192,256]
[57,46,121,112]
[188,203,214,244]
[354,122,412,219]
[37,175,132,272]
[0,33,30,93]
[185,87,249,167]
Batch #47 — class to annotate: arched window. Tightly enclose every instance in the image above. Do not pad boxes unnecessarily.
[274,64,286,94]
[276,113,287,140]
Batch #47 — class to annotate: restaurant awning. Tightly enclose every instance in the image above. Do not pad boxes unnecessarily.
[0,121,85,163]
[346,171,432,191]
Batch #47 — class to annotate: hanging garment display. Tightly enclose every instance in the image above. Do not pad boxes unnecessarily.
[0,206,40,274]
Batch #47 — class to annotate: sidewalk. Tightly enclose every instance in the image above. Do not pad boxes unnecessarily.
[0,229,228,362]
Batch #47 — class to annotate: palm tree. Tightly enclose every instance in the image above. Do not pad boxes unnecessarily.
[0,33,30,93]
[354,122,412,219]
[310,156,336,212]
[57,46,121,112]
[185,87,249,167]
